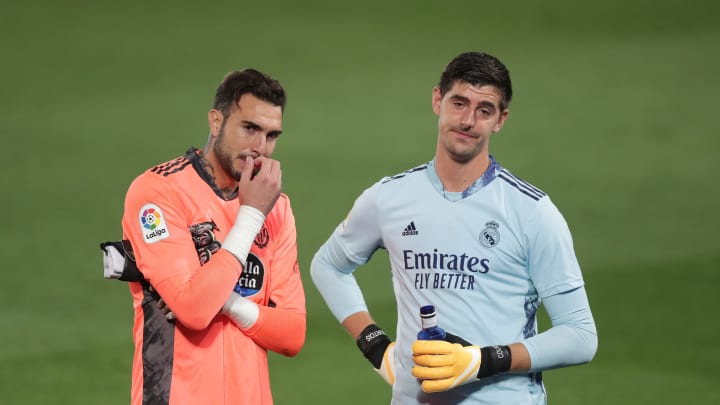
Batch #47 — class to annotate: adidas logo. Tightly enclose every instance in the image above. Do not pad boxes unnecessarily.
[402,221,419,236]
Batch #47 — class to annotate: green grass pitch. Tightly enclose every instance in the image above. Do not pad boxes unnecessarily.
[1,0,719,403]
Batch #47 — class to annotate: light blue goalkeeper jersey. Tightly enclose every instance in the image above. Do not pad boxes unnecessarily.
[318,157,586,404]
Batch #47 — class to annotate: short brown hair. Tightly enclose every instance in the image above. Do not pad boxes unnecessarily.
[213,69,286,119]
[438,52,512,111]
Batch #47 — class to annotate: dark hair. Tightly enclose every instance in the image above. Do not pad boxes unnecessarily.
[438,52,513,111]
[213,68,286,119]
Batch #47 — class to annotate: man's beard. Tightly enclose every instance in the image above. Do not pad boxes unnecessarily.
[213,126,245,182]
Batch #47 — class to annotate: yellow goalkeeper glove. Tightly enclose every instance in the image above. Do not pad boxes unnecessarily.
[374,342,396,385]
[412,333,511,393]
[412,340,481,392]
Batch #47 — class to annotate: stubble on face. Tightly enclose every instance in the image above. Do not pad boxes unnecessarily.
[213,123,254,198]
[438,114,487,165]
[435,83,505,165]
[197,125,241,200]
[214,124,241,181]
[441,133,484,164]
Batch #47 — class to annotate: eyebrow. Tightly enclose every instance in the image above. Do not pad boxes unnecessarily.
[449,95,498,111]
[241,120,283,137]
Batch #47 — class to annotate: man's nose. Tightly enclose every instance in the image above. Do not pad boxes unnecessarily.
[251,134,267,154]
[460,109,475,128]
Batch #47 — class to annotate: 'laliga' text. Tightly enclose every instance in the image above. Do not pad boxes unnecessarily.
[145,228,167,240]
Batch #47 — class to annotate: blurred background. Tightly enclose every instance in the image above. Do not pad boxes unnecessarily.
[1,0,719,403]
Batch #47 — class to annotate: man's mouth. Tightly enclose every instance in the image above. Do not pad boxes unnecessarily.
[453,129,474,138]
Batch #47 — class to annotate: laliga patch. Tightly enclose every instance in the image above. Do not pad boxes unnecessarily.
[234,253,265,297]
[139,203,170,244]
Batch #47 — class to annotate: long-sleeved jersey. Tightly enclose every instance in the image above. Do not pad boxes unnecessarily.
[121,148,306,405]
[311,157,597,404]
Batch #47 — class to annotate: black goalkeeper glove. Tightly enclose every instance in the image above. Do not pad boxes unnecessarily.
[100,221,221,321]
[356,324,396,385]
[100,221,221,281]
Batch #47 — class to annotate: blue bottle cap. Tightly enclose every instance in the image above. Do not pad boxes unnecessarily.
[420,305,435,316]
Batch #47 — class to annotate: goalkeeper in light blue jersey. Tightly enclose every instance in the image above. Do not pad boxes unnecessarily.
[310,51,597,404]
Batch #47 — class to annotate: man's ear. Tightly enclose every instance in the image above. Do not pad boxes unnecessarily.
[493,109,510,134]
[208,109,223,136]
[431,86,442,116]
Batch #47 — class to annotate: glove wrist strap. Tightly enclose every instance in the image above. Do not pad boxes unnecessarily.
[356,324,391,369]
[477,345,512,379]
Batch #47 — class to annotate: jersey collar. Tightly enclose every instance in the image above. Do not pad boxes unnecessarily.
[185,147,239,201]
[426,155,502,201]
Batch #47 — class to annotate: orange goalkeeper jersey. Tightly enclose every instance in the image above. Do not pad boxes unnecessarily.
[121,148,306,405]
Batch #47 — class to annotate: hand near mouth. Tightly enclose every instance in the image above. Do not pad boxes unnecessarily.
[238,156,282,216]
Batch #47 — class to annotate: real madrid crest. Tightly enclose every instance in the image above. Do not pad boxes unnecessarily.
[479,220,500,248]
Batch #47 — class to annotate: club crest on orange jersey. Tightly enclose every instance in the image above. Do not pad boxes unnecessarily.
[254,226,269,248]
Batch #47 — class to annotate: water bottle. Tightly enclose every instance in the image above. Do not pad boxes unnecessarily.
[417,305,446,340]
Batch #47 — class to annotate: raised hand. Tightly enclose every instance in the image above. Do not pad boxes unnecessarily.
[237,156,281,216]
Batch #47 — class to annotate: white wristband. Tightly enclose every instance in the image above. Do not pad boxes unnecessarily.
[222,205,265,265]
[222,292,259,329]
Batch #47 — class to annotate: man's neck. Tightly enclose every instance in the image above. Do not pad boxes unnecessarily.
[197,149,238,200]
[434,152,490,193]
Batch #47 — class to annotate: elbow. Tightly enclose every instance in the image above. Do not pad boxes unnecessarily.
[280,315,307,357]
[309,254,323,285]
[583,332,599,364]
[174,311,214,331]
[572,328,598,365]
[250,309,306,357]
[280,332,306,357]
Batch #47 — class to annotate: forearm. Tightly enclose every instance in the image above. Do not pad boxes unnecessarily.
[508,342,531,371]
[521,288,598,372]
[154,250,241,330]
[522,320,597,371]
[242,306,306,357]
[342,311,375,339]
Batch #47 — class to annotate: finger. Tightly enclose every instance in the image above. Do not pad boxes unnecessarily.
[166,312,176,321]
[197,248,211,265]
[251,157,263,179]
[206,241,221,254]
[412,340,455,355]
[413,353,454,367]
[412,365,454,380]
[157,298,165,309]
[190,221,217,248]
[421,379,453,393]
[264,159,282,189]
[254,157,278,176]
[239,156,255,184]
[267,158,280,175]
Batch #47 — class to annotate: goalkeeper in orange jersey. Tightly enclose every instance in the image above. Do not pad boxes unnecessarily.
[101,68,305,405]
